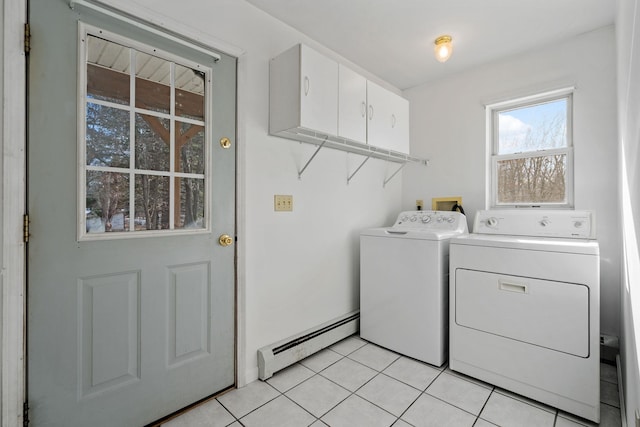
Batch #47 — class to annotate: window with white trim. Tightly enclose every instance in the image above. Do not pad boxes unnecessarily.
[80,27,211,237]
[489,89,574,208]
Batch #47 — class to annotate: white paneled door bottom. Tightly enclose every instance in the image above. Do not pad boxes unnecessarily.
[162,335,622,427]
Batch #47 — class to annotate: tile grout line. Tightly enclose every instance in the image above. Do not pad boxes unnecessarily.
[423,389,486,420]
[278,392,323,424]
[215,398,241,425]
[218,380,283,424]
[285,370,350,421]
[391,364,449,426]
[471,386,496,427]
[328,354,402,423]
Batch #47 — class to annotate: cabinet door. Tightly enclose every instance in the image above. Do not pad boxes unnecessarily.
[299,45,338,135]
[390,93,410,154]
[338,65,367,143]
[367,80,410,154]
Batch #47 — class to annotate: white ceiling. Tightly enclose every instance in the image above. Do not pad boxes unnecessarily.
[244,0,617,90]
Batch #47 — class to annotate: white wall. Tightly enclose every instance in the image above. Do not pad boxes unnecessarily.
[402,26,620,338]
[111,0,404,383]
[617,0,640,424]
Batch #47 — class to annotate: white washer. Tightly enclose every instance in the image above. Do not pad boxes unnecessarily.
[360,210,468,366]
[449,210,600,422]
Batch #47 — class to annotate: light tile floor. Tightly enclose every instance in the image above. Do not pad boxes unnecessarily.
[162,335,622,427]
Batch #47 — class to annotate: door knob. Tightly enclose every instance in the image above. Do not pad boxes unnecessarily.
[219,234,233,246]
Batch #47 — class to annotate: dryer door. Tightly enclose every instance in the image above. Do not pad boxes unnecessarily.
[455,269,590,357]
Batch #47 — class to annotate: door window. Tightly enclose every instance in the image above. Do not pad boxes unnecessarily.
[81,27,210,238]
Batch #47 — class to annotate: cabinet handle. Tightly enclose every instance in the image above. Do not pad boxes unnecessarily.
[361,101,366,118]
[391,114,396,128]
[304,76,310,96]
[368,105,374,120]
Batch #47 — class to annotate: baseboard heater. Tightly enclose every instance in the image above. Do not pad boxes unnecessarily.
[257,310,360,380]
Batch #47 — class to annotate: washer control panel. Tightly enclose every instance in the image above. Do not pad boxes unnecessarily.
[473,210,595,239]
[393,211,468,233]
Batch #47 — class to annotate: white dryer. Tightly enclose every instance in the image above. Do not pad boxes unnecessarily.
[449,210,600,422]
[360,210,468,366]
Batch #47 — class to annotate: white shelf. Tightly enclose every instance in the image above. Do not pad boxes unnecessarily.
[278,127,428,164]
[274,127,429,185]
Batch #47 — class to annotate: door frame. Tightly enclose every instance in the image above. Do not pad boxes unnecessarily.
[2,0,27,425]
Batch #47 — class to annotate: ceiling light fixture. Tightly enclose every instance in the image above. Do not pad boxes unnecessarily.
[434,35,453,63]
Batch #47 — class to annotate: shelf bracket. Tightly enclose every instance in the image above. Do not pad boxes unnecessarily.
[383,162,407,187]
[347,154,373,184]
[297,136,328,179]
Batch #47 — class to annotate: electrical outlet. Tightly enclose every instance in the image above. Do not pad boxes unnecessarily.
[416,199,424,210]
[274,195,293,212]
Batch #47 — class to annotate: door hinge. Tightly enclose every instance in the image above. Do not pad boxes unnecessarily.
[23,214,30,243]
[24,23,31,54]
[23,400,29,427]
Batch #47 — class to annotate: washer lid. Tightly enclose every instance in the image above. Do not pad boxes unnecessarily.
[361,210,469,240]
[361,227,468,240]
[450,234,599,255]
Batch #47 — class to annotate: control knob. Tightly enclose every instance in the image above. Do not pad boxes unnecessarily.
[540,219,551,227]
[486,217,498,227]
[410,215,417,222]
[421,216,432,224]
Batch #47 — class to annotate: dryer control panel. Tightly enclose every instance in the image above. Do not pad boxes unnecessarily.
[473,210,595,239]
[393,211,468,233]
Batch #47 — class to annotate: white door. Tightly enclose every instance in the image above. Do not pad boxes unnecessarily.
[27,2,236,426]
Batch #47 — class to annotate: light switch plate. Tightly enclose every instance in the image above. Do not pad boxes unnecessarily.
[274,195,293,211]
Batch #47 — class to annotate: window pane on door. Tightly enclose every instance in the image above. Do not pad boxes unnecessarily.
[135,52,170,114]
[86,36,130,105]
[86,104,130,168]
[496,154,567,204]
[175,64,205,121]
[134,174,170,230]
[179,178,205,229]
[135,114,170,171]
[177,121,205,174]
[86,171,130,233]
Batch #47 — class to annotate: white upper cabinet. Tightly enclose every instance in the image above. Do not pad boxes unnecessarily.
[366,80,410,154]
[338,64,367,143]
[270,44,411,158]
[270,44,338,136]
